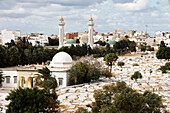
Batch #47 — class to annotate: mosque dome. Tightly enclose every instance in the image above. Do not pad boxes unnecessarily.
[80,34,88,41]
[50,52,72,68]
[107,40,116,45]
[66,39,76,44]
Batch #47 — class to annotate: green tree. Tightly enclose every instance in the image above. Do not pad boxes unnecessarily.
[76,39,80,43]
[129,41,136,52]
[0,71,4,87]
[68,62,88,85]
[159,66,168,73]
[165,62,170,70]
[69,59,111,85]
[91,82,167,113]
[5,87,59,113]
[35,67,58,111]
[131,71,142,81]
[36,67,58,93]
[156,47,170,60]
[147,47,154,51]
[104,53,118,72]
[8,46,21,66]
[141,45,146,52]
[37,67,51,80]
[160,41,166,47]
[117,61,125,68]
[0,45,8,67]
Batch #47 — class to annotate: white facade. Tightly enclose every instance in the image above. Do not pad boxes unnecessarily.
[1,29,21,45]
[134,31,143,37]
[58,17,65,49]
[88,17,94,49]
[2,71,17,88]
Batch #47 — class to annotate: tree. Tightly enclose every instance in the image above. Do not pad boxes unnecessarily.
[0,71,4,87]
[0,45,8,67]
[91,82,167,113]
[129,41,136,52]
[36,76,58,94]
[5,87,59,113]
[68,58,111,85]
[156,47,170,60]
[141,45,146,52]
[117,61,125,68]
[48,37,59,46]
[8,46,20,66]
[165,62,170,70]
[160,41,166,47]
[131,71,142,81]
[147,47,154,51]
[68,62,88,85]
[37,67,51,80]
[76,39,80,43]
[125,35,129,38]
[75,107,90,113]
[104,53,118,72]
[36,67,58,94]
[159,66,168,73]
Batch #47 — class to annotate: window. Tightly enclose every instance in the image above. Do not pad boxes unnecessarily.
[59,78,63,86]
[14,77,17,83]
[6,77,10,83]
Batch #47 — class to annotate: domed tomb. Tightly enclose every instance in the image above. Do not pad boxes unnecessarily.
[50,52,72,68]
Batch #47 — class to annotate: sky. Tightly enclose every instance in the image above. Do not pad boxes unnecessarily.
[0,0,170,36]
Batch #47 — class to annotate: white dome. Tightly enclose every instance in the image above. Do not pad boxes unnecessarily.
[50,52,72,68]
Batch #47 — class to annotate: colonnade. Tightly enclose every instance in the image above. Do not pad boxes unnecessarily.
[17,76,36,88]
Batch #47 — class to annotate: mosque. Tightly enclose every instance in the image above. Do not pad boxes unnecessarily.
[1,17,95,88]
[58,16,95,49]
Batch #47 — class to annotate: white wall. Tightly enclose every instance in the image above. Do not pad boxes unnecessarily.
[52,71,69,88]
[2,71,17,88]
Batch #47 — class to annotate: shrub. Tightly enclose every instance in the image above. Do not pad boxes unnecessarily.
[133,63,139,66]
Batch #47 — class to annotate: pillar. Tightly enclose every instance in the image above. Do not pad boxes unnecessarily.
[29,77,32,88]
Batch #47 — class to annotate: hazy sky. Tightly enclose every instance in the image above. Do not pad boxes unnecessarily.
[0,0,169,36]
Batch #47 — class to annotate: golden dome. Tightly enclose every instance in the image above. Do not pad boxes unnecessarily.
[89,17,93,21]
[60,16,64,21]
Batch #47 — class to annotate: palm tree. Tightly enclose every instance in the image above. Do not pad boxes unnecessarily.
[104,53,118,72]
[36,77,57,94]
[35,67,57,93]
[37,67,51,80]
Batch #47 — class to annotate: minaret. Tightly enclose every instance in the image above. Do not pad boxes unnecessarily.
[58,17,65,49]
[88,17,94,49]
[145,24,148,34]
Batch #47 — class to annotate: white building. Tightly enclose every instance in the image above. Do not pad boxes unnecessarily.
[1,29,21,45]
[1,52,73,88]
